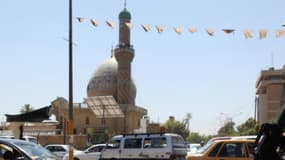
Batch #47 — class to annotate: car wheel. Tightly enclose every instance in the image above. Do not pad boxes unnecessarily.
[74,157,80,160]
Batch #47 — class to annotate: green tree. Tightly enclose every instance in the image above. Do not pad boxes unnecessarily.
[20,104,34,113]
[236,117,257,135]
[163,116,189,139]
[217,118,236,136]
[186,132,204,143]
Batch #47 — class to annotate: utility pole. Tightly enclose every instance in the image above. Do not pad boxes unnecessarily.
[68,0,74,159]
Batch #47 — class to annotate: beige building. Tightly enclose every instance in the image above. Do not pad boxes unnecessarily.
[256,66,285,125]
[4,6,160,146]
[50,7,160,144]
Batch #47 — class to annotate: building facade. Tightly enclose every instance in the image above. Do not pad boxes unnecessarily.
[256,66,285,125]
[50,7,155,144]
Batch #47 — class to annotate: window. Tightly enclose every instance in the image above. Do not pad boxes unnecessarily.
[86,117,89,125]
[88,146,104,152]
[209,142,222,157]
[218,143,245,158]
[106,140,120,149]
[144,137,167,149]
[247,142,255,158]
[124,138,142,148]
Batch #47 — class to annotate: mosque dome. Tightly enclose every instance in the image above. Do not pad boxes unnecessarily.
[87,57,136,101]
[119,8,131,20]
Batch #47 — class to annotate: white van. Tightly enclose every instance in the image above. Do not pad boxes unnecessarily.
[100,133,187,160]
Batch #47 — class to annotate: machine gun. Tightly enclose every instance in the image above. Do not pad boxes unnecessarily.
[254,106,285,160]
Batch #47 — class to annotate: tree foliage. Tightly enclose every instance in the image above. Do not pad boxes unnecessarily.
[20,104,34,113]
[217,118,236,136]
[236,117,257,135]
[163,116,189,139]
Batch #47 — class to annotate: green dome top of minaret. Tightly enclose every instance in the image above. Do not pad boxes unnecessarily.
[119,8,131,20]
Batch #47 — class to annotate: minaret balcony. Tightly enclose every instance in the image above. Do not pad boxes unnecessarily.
[115,44,135,54]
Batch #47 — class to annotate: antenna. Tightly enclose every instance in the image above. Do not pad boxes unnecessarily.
[110,45,114,58]
[124,0,126,8]
[271,52,274,67]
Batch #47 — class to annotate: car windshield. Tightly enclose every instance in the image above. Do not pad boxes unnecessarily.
[14,141,60,160]
[196,140,214,154]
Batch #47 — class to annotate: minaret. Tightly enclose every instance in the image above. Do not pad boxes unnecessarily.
[114,5,135,105]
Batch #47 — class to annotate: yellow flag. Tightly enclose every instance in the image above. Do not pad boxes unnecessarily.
[205,28,215,36]
[90,19,98,27]
[141,24,150,32]
[106,20,115,29]
[174,27,182,35]
[125,22,133,30]
[156,25,164,33]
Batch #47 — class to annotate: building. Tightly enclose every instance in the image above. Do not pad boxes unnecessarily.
[51,6,152,143]
[255,66,285,125]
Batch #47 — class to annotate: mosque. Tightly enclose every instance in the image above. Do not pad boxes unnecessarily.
[49,6,159,143]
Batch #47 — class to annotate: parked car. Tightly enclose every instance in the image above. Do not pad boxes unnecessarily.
[100,133,187,160]
[187,143,201,153]
[186,136,255,160]
[22,136,38,144]
[45,144,79,158]
[63,144,106,160]
[0,138,60,160]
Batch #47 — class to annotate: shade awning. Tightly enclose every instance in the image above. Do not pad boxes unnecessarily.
[6,106,51,122]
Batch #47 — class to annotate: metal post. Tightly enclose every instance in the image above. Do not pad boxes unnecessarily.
[68,0,74,159]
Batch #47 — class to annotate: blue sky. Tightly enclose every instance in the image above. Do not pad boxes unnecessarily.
[1,0,285,135]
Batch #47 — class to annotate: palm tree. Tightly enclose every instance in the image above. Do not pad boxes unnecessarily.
[20,104,34,113]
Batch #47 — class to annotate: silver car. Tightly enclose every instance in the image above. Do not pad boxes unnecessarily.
[0,138,60,160]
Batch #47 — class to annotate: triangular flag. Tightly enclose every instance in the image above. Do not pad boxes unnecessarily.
[76,17,84,23]
[106,20,115,29]
[141,24,150,32]
[222,29,235,34]
[275,30,285,38]
[90,19,98,27]
[244,29,253,39]
[125,22,133,30]
[174,27,182,35]
[259,29,268,40]
[188,27,197,33]
[156,25,164,33]
[205,28,215,36]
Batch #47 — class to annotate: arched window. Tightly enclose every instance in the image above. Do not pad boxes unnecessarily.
[86,117,89,125]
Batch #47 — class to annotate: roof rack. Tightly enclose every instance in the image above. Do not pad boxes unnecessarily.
[122,132,166,137]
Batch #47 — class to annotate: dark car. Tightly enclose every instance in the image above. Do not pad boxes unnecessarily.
[0,138,60,160]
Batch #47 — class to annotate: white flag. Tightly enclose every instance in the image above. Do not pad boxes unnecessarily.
[125,22,133,30]
[259,29,268,40]
[174,27,182,35]
[76,17,84,23]
[141,24,150,32]
[205,28,215,36]
[106,20,115,29]
[188,27,197,33]
[275,29,285,38]
[156,25,164,33]
[244,29,253,39]
[90,19,98,27]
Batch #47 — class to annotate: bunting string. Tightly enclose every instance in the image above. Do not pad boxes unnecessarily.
[76,17,285,39]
